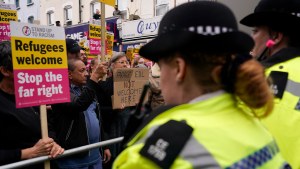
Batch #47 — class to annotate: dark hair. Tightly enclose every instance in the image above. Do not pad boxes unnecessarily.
[162,50,273,117]
[0,41,13,82]
[68,58,82,71]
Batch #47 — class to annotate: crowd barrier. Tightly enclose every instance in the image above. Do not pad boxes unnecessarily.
[0,137,124,169]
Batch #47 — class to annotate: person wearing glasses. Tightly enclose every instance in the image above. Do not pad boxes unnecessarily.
[96,52,133,169]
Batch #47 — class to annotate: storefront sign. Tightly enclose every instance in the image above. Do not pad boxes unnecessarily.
[122,16,162,40]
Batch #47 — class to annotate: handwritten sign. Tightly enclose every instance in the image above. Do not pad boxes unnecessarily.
[113,68,149,109]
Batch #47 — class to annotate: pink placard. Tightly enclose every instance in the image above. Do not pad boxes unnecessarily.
[14,69,70,108]
[0,23,11,42]
[89,38,101,55]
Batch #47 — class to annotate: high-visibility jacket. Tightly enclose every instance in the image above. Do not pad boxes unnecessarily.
[113,92,288,169]
[261,48,300,169]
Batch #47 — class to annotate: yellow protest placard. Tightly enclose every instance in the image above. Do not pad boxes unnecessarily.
[89,24,101,39]
[99,0,115,7]
[0,8,17,24]
[10,21,70,108]
[11,37,67,70]
[106,32,114,56]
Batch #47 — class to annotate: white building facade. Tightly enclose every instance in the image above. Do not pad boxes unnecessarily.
[2,0,40,24]
[39,0,116,26]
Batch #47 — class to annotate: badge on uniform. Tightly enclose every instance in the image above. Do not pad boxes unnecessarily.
[139,120,193,169]
[268,71,288,99]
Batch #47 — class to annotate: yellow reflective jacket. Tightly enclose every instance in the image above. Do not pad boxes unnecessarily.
[113,92,287,169]
[261,48,300,169]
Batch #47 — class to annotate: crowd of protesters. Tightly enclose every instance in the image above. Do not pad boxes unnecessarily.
[1,0,300,168]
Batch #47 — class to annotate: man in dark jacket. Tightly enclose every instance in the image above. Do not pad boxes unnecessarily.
[51,58,111,169]
[0,41,63,168]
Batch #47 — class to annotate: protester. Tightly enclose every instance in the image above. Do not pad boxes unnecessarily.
[93,9,101,20]
[146,63,165,110]
[0,41,64,168]
[80,48,88,65]
[113,1,288,168]
[50,58,111,169]
[113,5,122,17]
[66,38,81,59]
[89,57,98,76]
[96,52,133,169]
[240,0,300,168]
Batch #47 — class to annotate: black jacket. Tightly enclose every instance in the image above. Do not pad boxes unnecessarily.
[50,80,108,152]
[261,47,300,68]
[0,89,42,169]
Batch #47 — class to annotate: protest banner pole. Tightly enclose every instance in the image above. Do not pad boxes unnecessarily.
[100,2,106,63]
[100,2,107,81]
[40,105,50,169]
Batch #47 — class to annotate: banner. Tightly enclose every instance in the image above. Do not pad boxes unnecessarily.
[0,4,17,42]
[113,68,149,109]
[89,24,101,55]
[65,24,89,53]
[65,23,114,56]
[11,22,70,108]
[106,32,114,56]
[99,0,115,7]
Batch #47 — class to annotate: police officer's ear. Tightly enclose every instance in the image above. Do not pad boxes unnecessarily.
[269,32,284,45]
[174,56,186,83]
[211,65,222,84]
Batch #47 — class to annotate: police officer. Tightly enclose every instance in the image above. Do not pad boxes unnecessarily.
[240,0,300,168]
[113,1,288,169]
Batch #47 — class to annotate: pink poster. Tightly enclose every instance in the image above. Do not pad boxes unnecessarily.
[0,23,11,42]
[14,69,70,108]
[89,38,101,54]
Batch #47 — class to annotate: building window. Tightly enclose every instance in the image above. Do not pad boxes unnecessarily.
[27,0,34,6]
[47,10,54,26]
[64,5,72,22]
[90,2,100,19]
[28,16,34,23]
[15,0,20,8]
[155,0,169,16]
